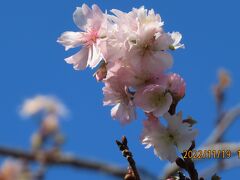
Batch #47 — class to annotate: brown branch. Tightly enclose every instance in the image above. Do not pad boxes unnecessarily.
[116,136,141,180]
[175,142,198,180]
[0,146,126,178]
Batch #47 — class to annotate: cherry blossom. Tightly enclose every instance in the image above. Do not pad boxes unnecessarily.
[110,7,184,72]
[134,84,172,117]
[142,112,198,162]
[103,76,136,124]
[58,5,197,164]
[58,4,107,70]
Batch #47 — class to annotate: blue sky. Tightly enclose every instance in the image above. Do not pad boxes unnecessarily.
[0,0,240,179]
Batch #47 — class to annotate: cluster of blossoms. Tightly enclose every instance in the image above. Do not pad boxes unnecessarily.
[21,95,67,151]
[58,4,197,162]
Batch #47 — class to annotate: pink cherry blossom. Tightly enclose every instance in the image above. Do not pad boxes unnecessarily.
[142,112,198,162]
[104,53,169,91]
[114,65,168,90]
[58,4,187,130]
[103,76,136,124]
[110,7,184,72]
[111,6,163,38]
[134,84,172,117]
[125,26,174,73]
[58,4,107,70]
[58,4,200,165]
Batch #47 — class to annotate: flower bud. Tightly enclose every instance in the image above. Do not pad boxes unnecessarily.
[167,73,186,100]
[218,69,231,89]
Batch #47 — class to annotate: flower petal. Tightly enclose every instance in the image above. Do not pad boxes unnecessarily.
[87,43,102,68]
[57,31,83,51]
[73,4,92,30]
[65,48,88,70]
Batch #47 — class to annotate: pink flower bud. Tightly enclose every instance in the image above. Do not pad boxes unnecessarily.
[167,73,186,99]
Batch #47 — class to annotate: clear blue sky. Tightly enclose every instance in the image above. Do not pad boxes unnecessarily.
[0,0,240,179]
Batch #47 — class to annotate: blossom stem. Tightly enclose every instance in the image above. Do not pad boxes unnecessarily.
[178,142,199,180]
[168,99,179,115]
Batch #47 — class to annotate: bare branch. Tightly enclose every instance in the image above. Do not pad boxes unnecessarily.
[203,105,240,145]
[116,136,141,180]
[200,157,240,178]
[0,146,125,178]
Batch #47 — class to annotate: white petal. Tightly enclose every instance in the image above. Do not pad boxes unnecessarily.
[177,130,198,152]
[154,143,177,162]
[88,44,102,68]
[153,93,172,117]
[102,86,121,106]
[111,102,136,124]
[92,4,104,17]
[151,51,173,70]
[111,9,125,17]
[57,31,83,51]
[171,32,185,49]
[73,4,92,30]
[111,103,121,119]
[152,92,173,117]
[65,48,88,70]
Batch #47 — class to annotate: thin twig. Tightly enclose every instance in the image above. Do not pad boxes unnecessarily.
[204,105,240,145]
[116,136,141,180]
[178,142,198,180]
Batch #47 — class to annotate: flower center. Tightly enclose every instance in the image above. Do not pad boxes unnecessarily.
[84,30,98,47]
[151,93,167,107]
[166,132,177,146]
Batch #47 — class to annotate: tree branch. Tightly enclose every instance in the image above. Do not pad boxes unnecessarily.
[116,136,141,180]
[204,105,240,145]
[0,146,125,178]
[200,157,240,178]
